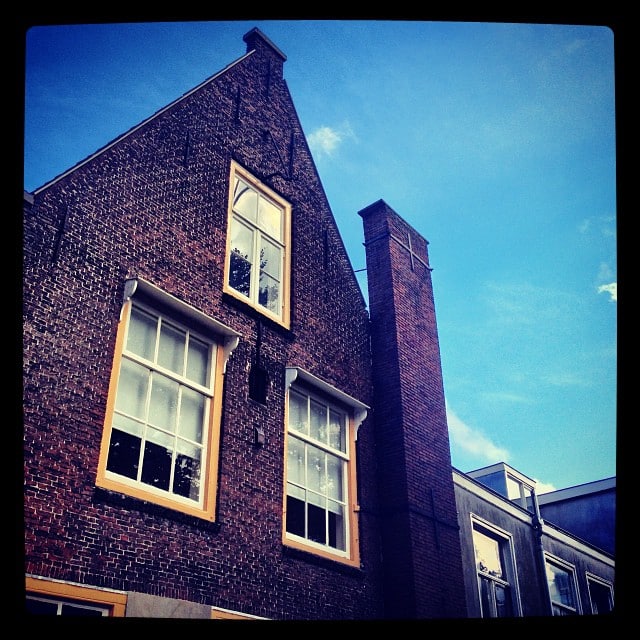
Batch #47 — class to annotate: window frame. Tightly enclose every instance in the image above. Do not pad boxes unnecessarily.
[470,515,521,618]
[25,577,127,617]
[224,160,292,328]
[96,278,240,521]
[544,553,582,615]
[283,367,368,567]
[586,572,614,615]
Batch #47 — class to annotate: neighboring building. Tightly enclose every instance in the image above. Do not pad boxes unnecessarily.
[23,27,615,620]
[537,477,616,556]
[457,463,615,617]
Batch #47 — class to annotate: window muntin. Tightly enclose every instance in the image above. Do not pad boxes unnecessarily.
[225,162,291,326]
[285,386,354,560]
[586,574,614,615]
[545,556,580,615]
[472,521,518,618]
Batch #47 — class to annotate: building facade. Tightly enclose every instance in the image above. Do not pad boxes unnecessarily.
[23,28,615,620]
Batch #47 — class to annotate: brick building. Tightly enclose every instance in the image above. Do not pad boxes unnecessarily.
[23,27,615,620]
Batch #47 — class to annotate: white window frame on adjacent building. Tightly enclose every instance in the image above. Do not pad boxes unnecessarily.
[283,367,368,567]
[96,278,239,521]
[544,553,582,615]
[586,572,614,615]
[224,160,292,328]
[471,515,521,618]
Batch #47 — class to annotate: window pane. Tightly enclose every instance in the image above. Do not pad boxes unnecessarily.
[326,454,343,500]
[306,444,325,493]
[287,436,305,485]
[26,597,59,615]
[329,409,345,451]
[107,428,141,480]
[158,322,185,375]
[148,373,179,432]
[258,273,279,313]
[289,391,308,435]
[547,564,576,609]
[307,498,326,544]
[233,178,258,222]
[115,358,149,419]
[174,440,202,501]
[186,336,209,386]
[141,431,172,491]
[127,307,157,360]
[259,238,281,279]
[258,195,282,239]
[495,584,512,617]
[229,220,253,296]
[478,576,492,617]
[286,493,305,537]
[112,413,143,438]
[473,528,503,578]
[178,387,204,443]
[328,502,345,550]
[589,580,613,614]
[309,400,326,442]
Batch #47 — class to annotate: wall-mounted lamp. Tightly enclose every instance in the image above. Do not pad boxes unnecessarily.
[254,426,266,447]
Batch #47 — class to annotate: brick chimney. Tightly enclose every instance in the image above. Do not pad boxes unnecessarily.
[359,200,467,619]
[243,27,287,80]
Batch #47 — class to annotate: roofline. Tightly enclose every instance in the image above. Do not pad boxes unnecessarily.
[31,51,254,196]
[537,476,616,504]
[453,468,614,565]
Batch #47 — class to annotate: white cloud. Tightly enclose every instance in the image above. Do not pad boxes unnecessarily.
[306,121,356,159]
[534,479,557,494]
[446,403,510,463]
[597,282,617,302]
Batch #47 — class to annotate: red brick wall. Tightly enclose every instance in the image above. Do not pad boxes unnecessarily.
[23,31,382,620]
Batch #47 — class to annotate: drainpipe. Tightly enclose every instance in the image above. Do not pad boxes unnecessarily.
[530,490,554,616]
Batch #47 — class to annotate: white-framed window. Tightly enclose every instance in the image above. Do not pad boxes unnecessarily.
[545,554,581,615]
[472,517,520,618]
[225,161,291,328]
[97,278,239,521]
[283,368,367,566]
[586,572,614,615]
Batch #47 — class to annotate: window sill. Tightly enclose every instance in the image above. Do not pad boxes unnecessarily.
[282,543,363,576]
[92,487,222,533]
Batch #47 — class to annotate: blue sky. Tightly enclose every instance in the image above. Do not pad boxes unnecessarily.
[23,20,618,494]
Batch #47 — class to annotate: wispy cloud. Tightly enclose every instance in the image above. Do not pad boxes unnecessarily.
[306,122,355,159]
[482,391,533,404]
[446,403,510,463]
[541,372,591,387]
[597,282,617,302]
[534,479,557,494]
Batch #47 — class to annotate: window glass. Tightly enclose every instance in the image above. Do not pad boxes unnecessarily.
[588,577,614,614]
[546,558,579,615]
[233,178,258,222]
[186,337,209,386]
[258,196,282,239]
[472,523,515,618]
[127,307,157,359]
[285,386,351,558]
[226,164,290,324]
[102,303,215,508]
[158,322,186,375]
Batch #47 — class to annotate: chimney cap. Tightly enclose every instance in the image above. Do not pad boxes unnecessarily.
[243,27,287,62]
